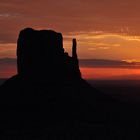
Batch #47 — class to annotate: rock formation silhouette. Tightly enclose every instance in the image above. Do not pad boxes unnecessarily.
[17,28,81,82]
[0,28,139,139]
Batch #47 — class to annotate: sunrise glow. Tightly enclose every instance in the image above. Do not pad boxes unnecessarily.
[1,0,140,80]
[80,67,140,80]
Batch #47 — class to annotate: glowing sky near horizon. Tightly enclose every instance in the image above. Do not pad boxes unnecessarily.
[1,0,140,79]
[2,65,140,80]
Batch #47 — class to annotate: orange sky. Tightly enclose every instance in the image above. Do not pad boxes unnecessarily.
[2,65,140,80]
[1,58,140,80]
[1,0,140,79]
[80,67,140,80]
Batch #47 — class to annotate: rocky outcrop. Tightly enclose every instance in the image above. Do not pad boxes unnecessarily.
[17,28,81,82]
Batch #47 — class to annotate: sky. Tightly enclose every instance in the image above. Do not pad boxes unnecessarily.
[1,0,140,79]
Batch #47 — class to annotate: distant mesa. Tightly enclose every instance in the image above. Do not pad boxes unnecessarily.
[17,28,81,82]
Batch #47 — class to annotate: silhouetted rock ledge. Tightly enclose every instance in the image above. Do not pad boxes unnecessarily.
[0,28,140,139]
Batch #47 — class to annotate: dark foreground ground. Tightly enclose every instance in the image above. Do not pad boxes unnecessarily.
[1,78,140,104]
[1,78,140,139]
[88,80,140,104]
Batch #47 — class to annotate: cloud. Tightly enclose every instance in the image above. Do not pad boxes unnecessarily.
[1,58,140,69]
[65,32,140,42]
[0,58,16,65]
[0,0,140,44]
[1,0,140,61]
[1,58,140,79]
[63,31,140,59]
[79,59,140,69]
[0,43,16,58]
[0,58,16,78]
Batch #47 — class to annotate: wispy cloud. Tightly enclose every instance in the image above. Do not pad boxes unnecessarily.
[0,43,16,58]
[0,0,140,60]
[63,31,140,59]
[79,59,140,69]
[65,31,140,42]
[1,58,140,69]
[0,13,20,18]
